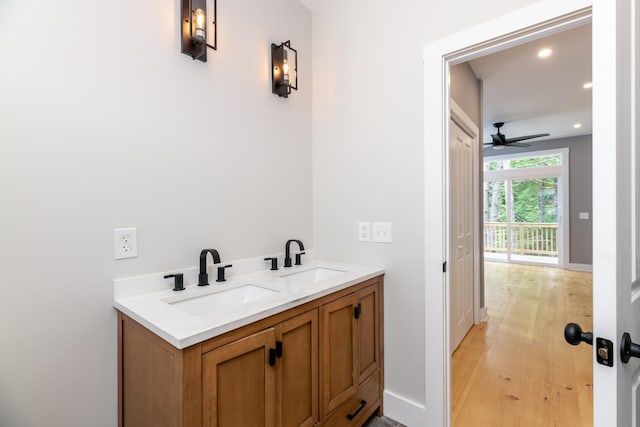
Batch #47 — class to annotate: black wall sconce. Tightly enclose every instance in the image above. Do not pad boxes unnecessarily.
[181,0,217,62]
[271,40,298,98]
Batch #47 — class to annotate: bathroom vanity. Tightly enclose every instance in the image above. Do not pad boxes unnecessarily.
[115,261,384,427]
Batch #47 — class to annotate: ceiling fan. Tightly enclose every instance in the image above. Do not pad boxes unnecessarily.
[483,122,550,150]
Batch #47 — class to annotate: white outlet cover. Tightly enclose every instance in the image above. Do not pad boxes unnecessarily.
[372,222,392,243]
[358,222,371,242]
[579,212,590,220]
[114,227,138,260]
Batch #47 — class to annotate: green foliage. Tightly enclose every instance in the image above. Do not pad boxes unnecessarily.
[484,155,559,224]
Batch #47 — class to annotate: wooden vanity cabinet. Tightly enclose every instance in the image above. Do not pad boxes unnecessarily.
[275,310,319,427]
[118,275,382,427]
[202,328,277,427]
[320,283,382,425]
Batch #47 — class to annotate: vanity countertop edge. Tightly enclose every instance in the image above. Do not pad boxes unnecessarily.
[114,259,384,349]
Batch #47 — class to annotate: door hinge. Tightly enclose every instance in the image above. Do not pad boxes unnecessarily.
[354,303,362,319]
[443,261,447,273]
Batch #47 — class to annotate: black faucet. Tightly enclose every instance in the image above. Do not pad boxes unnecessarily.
[284,239,305,268]
[164,273,185,292]
[199,249,221,286]
[264,257,279,270]
[216,264,232,282]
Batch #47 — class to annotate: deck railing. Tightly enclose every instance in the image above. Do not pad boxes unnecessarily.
[484,222,558,256]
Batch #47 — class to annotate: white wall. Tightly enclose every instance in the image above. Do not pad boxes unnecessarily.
[0,1,311,425]
[310,0,541,417]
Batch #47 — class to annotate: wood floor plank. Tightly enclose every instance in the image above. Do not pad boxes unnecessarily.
[452,262,593,426]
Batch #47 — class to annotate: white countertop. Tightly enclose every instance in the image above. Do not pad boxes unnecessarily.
[114,259,384,349]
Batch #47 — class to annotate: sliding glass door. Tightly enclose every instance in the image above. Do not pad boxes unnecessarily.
[483,150,567,266]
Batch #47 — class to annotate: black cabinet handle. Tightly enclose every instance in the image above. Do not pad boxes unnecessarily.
[275,341,283,358]
[354,303,362,319]
[346,400,367,420]
[269,348,276,366]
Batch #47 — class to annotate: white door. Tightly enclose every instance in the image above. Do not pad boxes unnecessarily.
[450,118,474,352]
[590,1,640,425]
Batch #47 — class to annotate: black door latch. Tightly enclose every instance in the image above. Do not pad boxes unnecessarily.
[564,323,613,367]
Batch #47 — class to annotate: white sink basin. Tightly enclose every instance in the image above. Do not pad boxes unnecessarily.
[283,267,346,282]
[168,285,280,317]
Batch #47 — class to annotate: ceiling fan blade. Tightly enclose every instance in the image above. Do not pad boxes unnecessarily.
[491,133,505,144]
[483,142,496,145]
[505,142,531,148]
[505,133,550,143]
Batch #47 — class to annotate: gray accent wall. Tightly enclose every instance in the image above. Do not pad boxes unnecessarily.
[484,134,593,265]
[450,63,482,128]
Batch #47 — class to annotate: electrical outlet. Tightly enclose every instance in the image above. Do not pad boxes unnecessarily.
[358,222,371,241]
[114,227,138,260]
[372,222,392,243]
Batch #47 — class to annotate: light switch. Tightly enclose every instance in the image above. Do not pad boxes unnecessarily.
[579,212,590,220]
[372,222,392,243]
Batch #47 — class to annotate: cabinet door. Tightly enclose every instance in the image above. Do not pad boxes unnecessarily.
[357,284,380,384]
[202,328,276,427]
[321,293,358,415]
[275,309,319,427]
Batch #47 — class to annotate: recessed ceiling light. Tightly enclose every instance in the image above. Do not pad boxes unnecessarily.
[538,48,553,58]
[573,123,582,129]
[583,82,593,89]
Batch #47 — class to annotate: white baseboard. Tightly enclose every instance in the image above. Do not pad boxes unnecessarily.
[479,306,488,322]
[567,263,592,272]
[383,389,427,426]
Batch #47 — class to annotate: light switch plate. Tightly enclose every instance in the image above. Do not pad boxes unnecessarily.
[114,227,138,260]
[358,222,371,241]
[372,222,392,243]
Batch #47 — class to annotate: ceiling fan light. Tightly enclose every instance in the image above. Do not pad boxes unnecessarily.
[573,123,582,129]
[583,82,593,89]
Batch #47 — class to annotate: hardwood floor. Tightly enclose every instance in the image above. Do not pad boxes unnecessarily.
[452,262,593,426]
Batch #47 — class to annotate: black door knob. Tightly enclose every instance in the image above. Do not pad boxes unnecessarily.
[620,332,640,363]
[564,323,593,346]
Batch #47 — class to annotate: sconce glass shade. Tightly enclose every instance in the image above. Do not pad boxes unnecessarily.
[181,0,217,62]
[193,8,206,41]
[271,40,298,98]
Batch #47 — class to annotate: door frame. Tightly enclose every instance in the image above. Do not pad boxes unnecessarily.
[422,1,592,426]
[450,100,484,325]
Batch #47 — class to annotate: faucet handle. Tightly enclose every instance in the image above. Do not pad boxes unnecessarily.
[164,273,185,292]
[216,264,233,282]
[295,252,305,266]
[264,257,279,271]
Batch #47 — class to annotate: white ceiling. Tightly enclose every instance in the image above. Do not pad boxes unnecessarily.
[468,23,592,144]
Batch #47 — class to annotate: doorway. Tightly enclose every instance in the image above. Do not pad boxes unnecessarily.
[444,9,593,427]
